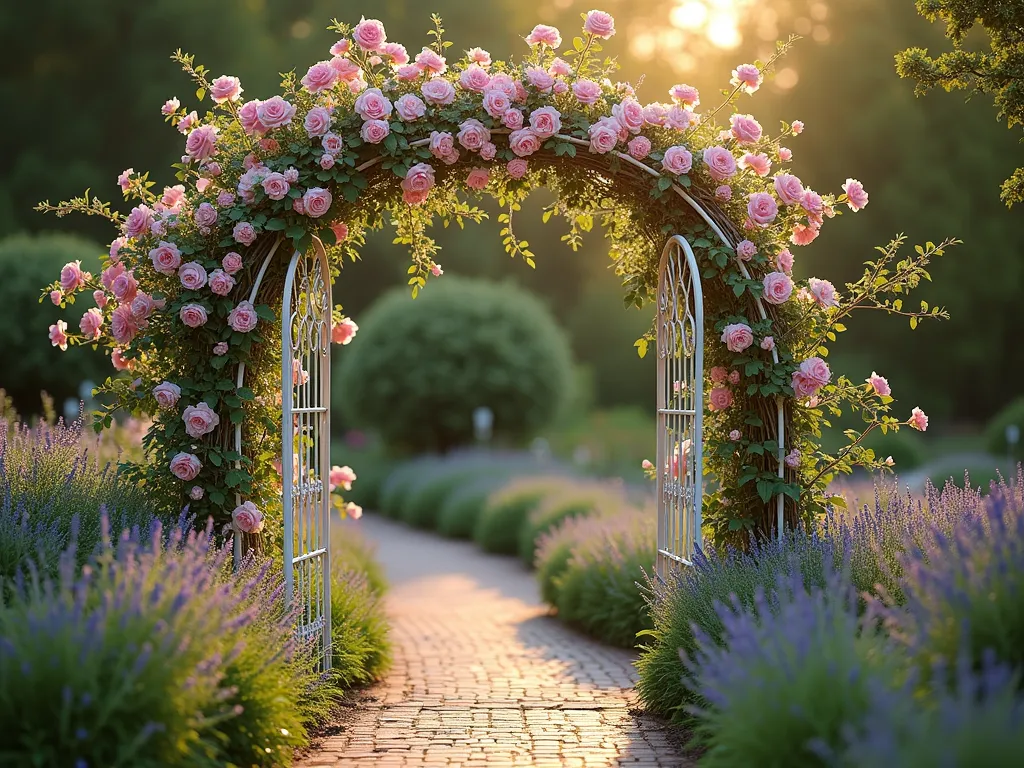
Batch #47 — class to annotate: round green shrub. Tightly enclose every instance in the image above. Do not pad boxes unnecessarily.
[985,396,1024,459]
[517,482,624,566]
[0,233,110,414]
[861,427,926,471]
[378,457,439,518]
[400,460,493,529]
[436,476,510,539]
[336,277,574,453]
[474,475,575,555]
[535,514,595,606]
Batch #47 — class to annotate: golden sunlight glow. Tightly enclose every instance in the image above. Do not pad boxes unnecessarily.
[706,13,742,49]
[669,1,709,30]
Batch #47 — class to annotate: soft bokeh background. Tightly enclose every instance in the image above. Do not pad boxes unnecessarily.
[3,0,1021,486]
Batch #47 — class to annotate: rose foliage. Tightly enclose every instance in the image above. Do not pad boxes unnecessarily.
[38,11,956,545]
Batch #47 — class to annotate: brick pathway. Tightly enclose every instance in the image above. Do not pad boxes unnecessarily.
[298,513,694,768]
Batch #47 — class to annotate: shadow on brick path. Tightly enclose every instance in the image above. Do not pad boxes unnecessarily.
[297,512,695,768]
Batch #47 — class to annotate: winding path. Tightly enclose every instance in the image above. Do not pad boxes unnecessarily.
[298,513,693,768]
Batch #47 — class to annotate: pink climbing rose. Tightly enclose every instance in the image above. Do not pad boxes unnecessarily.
[525,24,561,48]
[178,303,208,328]
[228,301,259,333]
[843,178,869,211]
[170,452,202,481]
[528,106,561,138]
[729,114,762,145]
[210,75,243,103]
[731,64,762,93]
[709,386,733,411]
[662,146,693,175]
[352,18,387,51]
[747,192,779,226]
[909,407,929,432]
[232,501,264,533]
[808,277,839,308]
[466,168,490,190]
[762,272,794,305]
[303,187,333,218]
[49,320,68,351]
[721,323,754,353]
[791,357,831,398]
[329,465,357,492]
[182,401,220,438]
[866,372,891,397]
[583,10,616,38]
[153,381,181,409]
[774,173,805,206]
[703,147,736,181]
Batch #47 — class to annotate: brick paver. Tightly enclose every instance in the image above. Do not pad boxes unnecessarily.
[298,513,693,768]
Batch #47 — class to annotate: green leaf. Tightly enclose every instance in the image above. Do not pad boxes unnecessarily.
[285,225,306,240]
[208,451,223,467]
[657,175,673,191]
[195,87,205,101]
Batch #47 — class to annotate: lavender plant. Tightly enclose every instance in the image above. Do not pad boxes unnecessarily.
[474,475,579,555]
[682,567,907,767]
[636,527,839,721]
[518,481,624,566]
[874,475,1024,678]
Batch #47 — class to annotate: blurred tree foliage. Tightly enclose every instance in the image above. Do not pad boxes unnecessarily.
[3,0,1020,425]
[896,0,1024,207]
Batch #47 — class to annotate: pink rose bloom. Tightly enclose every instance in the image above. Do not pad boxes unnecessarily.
[488,73,517,99]
[111,271,138,303]
[149,241,182,275]
[414,47,447,75]
[161,98,179,115]
[481,89,510,119]
[110,305,139,344]
[185,125,218,161]
[179,303,208,328]
[703,147,737,181]
[258,172,288,201]
[190,485,204,501]
[331,56,362,82]
[612,98,645,134]
[352,18,386,51]
[643,102,668,126]
[304,106,333,137]
[762,272,794,305]
[909,407,928,432]
[48,320,68,351]
[665,105,692,131]
[208,269,235,296]
[791,222,820,247]
[331,318,358,345]
[502,109,524,130]
[587,118,620,154]
[669,84,699,107]
[843,178,869,211]
[740,152,771,177]
[525,24,561,48]
[784,449,801,468]
[480,142,497,161]
[227,300,258,333]
[170,452,202,481]
[183,401,220,438]
[131,292,162,322]
[457,118,491,151]
[109,237,126,262]
[808,277,839,308]
[513,80,529,103]
[159,185,186,213]
[466,168,490,190]
[777,248,794,273]
[360,119,390,144]
[730,64,763,94]
[101,262,124,290]
[709,386,733,412]
[866,372,891,397]
[761,336,775,351]
[178,261,208,291]
[792,357,831,397]
[79,308,103,340]
[330,38,351,56]
[525,66,554,93]
[232,501,264,533]
[507,158,528,180]
[301,61,338,93]
[729,114,762,145]
[329,464,357,492]
[303,187,332,219]
[736,239,757,261]
[292,198,306,215]
[627,135,651,160]
[529,106,562,139]
[431,264,443,277]
[429,131,455,159]
[710,366,728,383]
[111,348,133,371]
[233,221,257,246]
[402,163,435,196]
[729,430,742,442]
[802,188,824,218]
[256,96,295,129]
[321,132,344,154]
[509,129,541,157]
[421,77,456,106]
[774,173,805,206]
[584,10,616,38]
[329,222,349,243]
[210,74,243,103]
[459,64,491,92]
[662,146,693,175]
[792,120,805,135]
[320,153,335,170]
[124,205,154,239]
[218,252,242,276]
[177,111,198,135]
[60,260,87,293]
[153,381,181,409]
[715,185,732,202]
[237,99,266,136]
[747,192,779,226]
[50,290,62,305]
[467,47,492,67]
[193,202,218,229]
[395,93,426,122]
[573,79,603,105]
[354,88,393,121]
[721,322,754,353]
[548,57,570,77]
[213,341,229,356]
[729,370,741,385]
[779,147,793,162]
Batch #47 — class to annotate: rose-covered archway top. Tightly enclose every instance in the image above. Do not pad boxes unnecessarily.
[39,10,953,545]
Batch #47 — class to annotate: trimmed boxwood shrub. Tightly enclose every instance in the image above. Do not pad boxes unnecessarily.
[378,457,440,518]
[336,277,573,454]
[473,475,576,555]
[400,459,494,529]
[517,481,625,566]
[436,476,510,539]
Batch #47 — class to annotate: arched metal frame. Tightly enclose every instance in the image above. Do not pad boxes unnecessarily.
[655,236,704,577]
[234,235,333,672]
